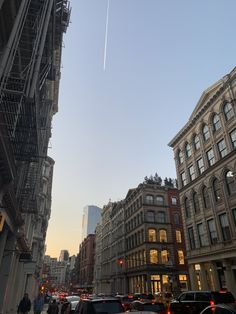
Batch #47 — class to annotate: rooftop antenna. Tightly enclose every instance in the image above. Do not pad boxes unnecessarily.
[103,0,110,71]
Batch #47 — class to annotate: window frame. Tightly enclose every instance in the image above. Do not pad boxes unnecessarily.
[219,213,231,241]
[206,148,215,166]
[217,138,228,158]
[230,129,236,149]
[212,113,221,131]
[223,102,234,121]
[185,143,192,158]
[202,124,210,141]
[225,170,236,195]
[193,134,200,150]
[207,219,218,244]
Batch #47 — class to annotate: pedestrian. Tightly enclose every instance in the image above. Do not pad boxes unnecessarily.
[47,300,59,314]
[33,294,44,314]
[17,293,31,314]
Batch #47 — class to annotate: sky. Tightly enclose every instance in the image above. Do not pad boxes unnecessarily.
[45,0,236,258]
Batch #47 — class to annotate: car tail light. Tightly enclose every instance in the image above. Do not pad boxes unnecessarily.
[210,300,215,306]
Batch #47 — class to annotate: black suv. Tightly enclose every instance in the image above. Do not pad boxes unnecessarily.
[169,291,235,314]
[74,297,124,314]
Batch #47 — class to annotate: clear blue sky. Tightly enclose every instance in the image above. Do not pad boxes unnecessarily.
[46,0,236,257]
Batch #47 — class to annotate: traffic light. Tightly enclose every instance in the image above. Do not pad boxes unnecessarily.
[118,258,124,266]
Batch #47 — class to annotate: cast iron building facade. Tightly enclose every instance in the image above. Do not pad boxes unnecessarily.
[169,67,236,296]
[0,0,70,312]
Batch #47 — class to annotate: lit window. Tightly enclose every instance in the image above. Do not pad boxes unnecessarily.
[225,170,236,195]
[150,249,158,264]
[171,196,177,205]
[193,134,200,150]
[178,250,185,264]
[206,148,215,166]
[161,250,169,264]
[159,229,167,242]
[148,229,157,242]
[181,172,187,187]
[212,114,221,131]
[176,230,182,243]
[223,102,234,121]
[217,139,228,158]
[230,129,236,148]
[219,213,231,241]
[213,178,222,202]
[197,158,205,174]
[202,124,210,141]
[185,143,192,158]
[207,219,218,244]
[188,165,196,181]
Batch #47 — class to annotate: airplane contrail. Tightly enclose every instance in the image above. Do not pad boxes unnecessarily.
[103,0,110,71]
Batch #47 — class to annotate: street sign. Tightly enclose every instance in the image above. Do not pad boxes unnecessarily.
[0,212,5,232]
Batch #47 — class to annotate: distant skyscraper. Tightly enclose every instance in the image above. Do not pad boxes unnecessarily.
[59,250,69,262]
[82,205,102,240]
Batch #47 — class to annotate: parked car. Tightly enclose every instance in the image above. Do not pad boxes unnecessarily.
[74,297,124,314]
[133,293,155,302]
[115,295,134,311]
[169,291,235,314]
[130,300,166,314]
[155,292,173,306]
[70,300,80,313]
[200,303,236,314]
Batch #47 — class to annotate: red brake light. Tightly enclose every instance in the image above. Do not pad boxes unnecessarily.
[210,300,215,306]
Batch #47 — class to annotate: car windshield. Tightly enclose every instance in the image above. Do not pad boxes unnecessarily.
[92,301,124,313]
[212,292,235,303]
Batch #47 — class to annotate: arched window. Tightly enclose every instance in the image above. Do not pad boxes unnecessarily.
[193,192,200,213]
[146,211,155,222]
[202,186,210,209]
[225,170,236,195]
[184,197,190,218]
[185,143,192,158]
[178,150,183,164]
[202,124,210,141]
[213,178,222,202]
[159,229,167,242]
[212,114,221,131]
[148,229,157,242]
[223,102,234,121]
[161,250,169,264]
[150,249,158,264]
[145,195,154,204]
[156,195,164,205]
[193,134,200,150]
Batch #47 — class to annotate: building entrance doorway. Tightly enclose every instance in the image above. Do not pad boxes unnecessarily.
[151,275,161,293]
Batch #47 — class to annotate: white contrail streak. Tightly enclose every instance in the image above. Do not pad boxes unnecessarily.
[103,0,110,71]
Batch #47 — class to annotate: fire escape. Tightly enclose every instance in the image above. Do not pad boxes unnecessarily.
[0,0,70,250]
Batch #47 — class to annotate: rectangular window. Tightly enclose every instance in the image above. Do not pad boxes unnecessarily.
[197,158,205,174]
[188,165,196,181]
[178,250,185,264]
[219,213,231,241]
[217,139,228,158]
[206,148,215,166]
[188,227,195,249]
[176,230,182,243]
[181,172,187,187]
[230,129,236,148]
[197,223,206,247]
[171,196,177,205]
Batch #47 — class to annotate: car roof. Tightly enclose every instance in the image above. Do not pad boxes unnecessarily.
[82,297,121,302]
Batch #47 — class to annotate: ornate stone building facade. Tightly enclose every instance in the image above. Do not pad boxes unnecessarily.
[169,67,236,296]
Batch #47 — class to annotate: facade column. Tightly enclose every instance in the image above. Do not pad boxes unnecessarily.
[223,260,236,297]
[199,263,208,290]
[188,264,198,290]
[209,262,221,291]
[146,274,151,294]
[0,232,16,314]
